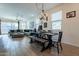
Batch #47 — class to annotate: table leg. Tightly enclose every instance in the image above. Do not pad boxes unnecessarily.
[46,35,52,48]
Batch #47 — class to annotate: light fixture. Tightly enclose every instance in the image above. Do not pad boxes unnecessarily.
[35,3,48,21]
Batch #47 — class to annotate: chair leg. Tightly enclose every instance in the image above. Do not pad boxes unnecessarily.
[60,43,63,51]
[52,42,55,47]
[57,43,59,54]
[41,43,45,52]
[30,38,33,43]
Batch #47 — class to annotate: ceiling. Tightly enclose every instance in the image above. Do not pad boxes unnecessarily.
[0,3,60,20]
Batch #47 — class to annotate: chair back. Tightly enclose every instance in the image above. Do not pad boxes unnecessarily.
[51,30,63,42]
[24,30,29,32]
[10,30,15,32]
[58,31,63,43]
[17,30,20,32]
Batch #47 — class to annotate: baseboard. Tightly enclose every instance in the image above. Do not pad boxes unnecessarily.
[62,41,79,48]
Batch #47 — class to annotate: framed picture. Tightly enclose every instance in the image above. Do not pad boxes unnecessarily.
[44,22,47,28]
[66,11,76,18]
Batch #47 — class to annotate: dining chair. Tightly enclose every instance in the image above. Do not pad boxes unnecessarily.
[52,31,63,54]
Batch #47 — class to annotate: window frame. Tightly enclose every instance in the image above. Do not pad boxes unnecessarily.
[51,11,62,30]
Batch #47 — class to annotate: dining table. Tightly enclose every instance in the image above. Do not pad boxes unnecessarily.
[41,32,58,51]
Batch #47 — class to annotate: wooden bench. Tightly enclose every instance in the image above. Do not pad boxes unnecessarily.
[28,36,48,52]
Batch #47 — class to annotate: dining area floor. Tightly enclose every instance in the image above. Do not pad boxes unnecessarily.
[0,35,79,56]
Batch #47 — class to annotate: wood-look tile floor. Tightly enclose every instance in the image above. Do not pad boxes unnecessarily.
[0,35,79,56]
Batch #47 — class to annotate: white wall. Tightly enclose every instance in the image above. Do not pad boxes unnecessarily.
[48,3,79,47]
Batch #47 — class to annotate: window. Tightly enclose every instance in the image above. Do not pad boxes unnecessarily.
[11,23,18,30]
[51,11,62,30]
[20,21,26,30]
[29,21,35,29]
[26,22,30,29]
[1,22,18,34]
[35,19,40,30]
